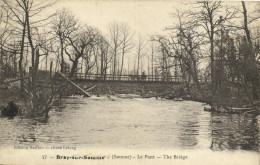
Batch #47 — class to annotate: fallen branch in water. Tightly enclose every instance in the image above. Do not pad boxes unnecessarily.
[85,85,97,91]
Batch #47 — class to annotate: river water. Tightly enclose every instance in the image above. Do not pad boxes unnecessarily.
[0,96,259,152]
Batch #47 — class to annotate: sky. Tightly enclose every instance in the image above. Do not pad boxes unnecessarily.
[51,0,258,36]
[52,0,182,36]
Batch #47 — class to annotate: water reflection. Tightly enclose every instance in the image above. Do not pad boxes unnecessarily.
[178,120,200,147]
[15,118,49,145]
[210,113,259,151]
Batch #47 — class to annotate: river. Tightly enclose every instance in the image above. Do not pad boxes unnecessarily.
[0,96,259,152]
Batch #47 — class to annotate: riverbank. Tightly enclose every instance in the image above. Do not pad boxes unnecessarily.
[1,79,259,116]
[0,79,58,117]
[75,81,260,113]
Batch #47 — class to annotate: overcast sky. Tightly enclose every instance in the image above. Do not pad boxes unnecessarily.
[50,1,259,37]
[52,0,185,36]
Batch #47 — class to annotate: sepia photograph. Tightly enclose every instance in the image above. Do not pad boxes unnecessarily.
[0,0,259,164]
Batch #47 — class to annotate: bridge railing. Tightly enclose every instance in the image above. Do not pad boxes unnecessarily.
[71,73,185,82]
[63,72,209,83]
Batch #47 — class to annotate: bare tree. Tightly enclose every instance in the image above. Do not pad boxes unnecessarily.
[98,36,111,79]
[148,40,156,78]
[174,12,206,97]
[3,0,55,116]
[23,0,54,101]
[82,39,98,75]
[3,0,54,99]
[52,8,79,73]
[108,22,123,79]
[119,24,134,77]
[136,35,146,75]
[190,1,238,95]
[240,1,259,99]
[65,25,99,78]
[2,1,26,93]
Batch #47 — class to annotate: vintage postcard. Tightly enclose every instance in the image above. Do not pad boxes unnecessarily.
[0,0,259,165]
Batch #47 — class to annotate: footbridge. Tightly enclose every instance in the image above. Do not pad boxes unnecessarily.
[71,73,186,83]
[61,73,207,97]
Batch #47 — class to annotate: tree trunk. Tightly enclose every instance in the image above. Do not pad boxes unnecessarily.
[70,59,79,79]
[113,49,117,80]
[100,48,105,79]
[242,1,259,100]
[210,34,216,96]
[60,41,64,73]
[24,1,38,110]
[19,20,27,98]
[120,49,125,77]
[137,54,140,75]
